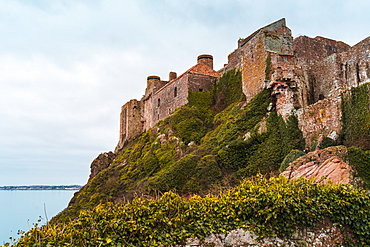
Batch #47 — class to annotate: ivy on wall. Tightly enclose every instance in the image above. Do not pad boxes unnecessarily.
[342,83,370,149]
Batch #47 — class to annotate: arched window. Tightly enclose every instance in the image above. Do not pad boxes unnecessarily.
[158,98,161,107]
[174,87,178,97]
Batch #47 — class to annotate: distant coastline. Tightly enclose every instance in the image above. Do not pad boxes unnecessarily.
[0,185,82,190]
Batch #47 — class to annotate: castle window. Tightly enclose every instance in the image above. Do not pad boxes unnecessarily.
[133,106,137,110]
[158,98,161,107]
[199,88,203,92]
[174,87,178,97]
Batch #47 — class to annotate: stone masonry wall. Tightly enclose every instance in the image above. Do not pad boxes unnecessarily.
[152,73,218,126]
[297,97,342,149]
[343,36,370,87]
[294,36,350,69]
[116,99,143,150]
[309,53,344,102]
[116,19,369,152]
[152,74,190,126]
[241,32,267,102]
[225,18,295,103]
[116,56,220,150]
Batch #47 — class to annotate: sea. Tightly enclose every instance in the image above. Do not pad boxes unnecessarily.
[0,190,77,245]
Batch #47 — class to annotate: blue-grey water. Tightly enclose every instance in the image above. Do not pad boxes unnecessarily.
[0,190,77,245]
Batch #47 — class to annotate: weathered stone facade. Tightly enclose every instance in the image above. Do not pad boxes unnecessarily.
[293,37,370,147]
[222,18,370,147]
[224,18,294,103]
[116,55,220,150]
[296,97,342,149]
[117,18,370,150]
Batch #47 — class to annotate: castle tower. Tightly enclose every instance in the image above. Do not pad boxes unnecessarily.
[169,72,177,81]
[116,99,143,151]
[197,54,214,69]
[145,75,167,96]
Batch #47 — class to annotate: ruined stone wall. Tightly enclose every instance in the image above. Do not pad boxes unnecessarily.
[294,36,350,69]
[343,36,370,87]
[116,99,144,150]
[226,18,295,103]
[309,53,345,102]
[263,27,293,55]
[301,36,370,106]
[226,49,242,71]
[297,97,342,149]
[241,33,267,102]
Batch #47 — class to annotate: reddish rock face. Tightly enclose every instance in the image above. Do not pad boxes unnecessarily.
[280,146,357,184]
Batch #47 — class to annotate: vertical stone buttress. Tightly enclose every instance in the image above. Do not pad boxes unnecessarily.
[116,99,143,151]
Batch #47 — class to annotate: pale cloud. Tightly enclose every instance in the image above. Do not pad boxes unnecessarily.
[0,0,369,185]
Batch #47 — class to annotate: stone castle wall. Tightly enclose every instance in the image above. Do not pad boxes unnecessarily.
[116,56,220,150]
[116,18,370,150]
[117,99,143,150]
[297,97,342,149]
[294,36,350,69]
[291,37,370,148]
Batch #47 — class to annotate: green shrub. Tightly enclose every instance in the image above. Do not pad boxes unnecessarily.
[348,146,370,186]
[14,176,370,246]
[279,150,305,173]
[342,83,370,149]
[212,68,245,112]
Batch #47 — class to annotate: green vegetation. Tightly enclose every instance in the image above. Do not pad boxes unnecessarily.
[342,83,370,187]
[348,146,370,186]
[7,70,370,246]
[51,68,305,224]
[11,176,370,246]
[265,53,272,80]
[342,83,370,149]
[211,68,245,112]
[279,150,305,173]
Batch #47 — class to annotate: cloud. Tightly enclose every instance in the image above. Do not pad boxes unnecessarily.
[0,0,369,185]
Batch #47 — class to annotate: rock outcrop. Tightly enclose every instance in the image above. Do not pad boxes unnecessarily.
[175,219,346,246]
[280,146,358,184]
[89,151,116,179]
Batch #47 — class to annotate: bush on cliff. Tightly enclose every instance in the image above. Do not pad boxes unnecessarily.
[52,69,305,223]
[13,176,370,246]
[342,83,370,149]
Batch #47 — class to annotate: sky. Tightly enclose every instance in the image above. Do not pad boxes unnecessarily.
[0,0,369,186]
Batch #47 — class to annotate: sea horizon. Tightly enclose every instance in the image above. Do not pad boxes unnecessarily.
[1,189,77,244]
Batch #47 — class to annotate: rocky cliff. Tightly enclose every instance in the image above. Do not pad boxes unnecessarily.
[12,19,370,246]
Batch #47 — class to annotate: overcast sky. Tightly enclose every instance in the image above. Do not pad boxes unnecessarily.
[0,0,369,186]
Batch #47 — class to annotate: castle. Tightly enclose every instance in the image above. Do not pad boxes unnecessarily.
[116,18,370,150]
